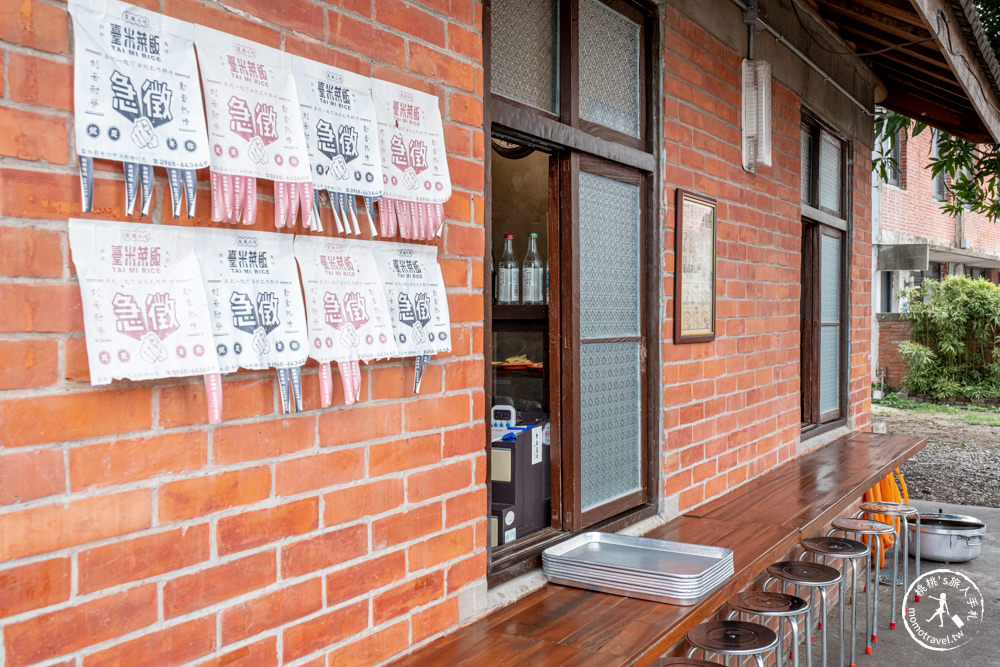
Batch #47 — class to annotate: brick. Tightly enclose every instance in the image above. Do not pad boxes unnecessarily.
[376,0,446,47]
[0,168,126,220]
[158,377,274,427]
[0,339,59,390]
[444,486,486,527]
[4,585,157,667]
[83,616,215,667]
[0,106,67,163]
[78,524,210,594]
[0,226,62,277]
[420,0,474,24]
[224,0,324,39]
[372,502,442,549]
[443,423,485,458]
[370,433,441,476]
[445,358,484,391]
[447,155,485,191]
[0,283,82,333]
[64,335,90,382]
[194,637,277,667]
[447,292,483,324]
[0,558,70,618]
[447,550,486,592]
[408,42,476,92]
[368,363,416,401]
[404,393,469,432]
[0,448,64,504]
[218,498,319,555]
[323,478,404,525]
[407,459,471,503]
[158,467,270,523]
[439,255,470,285]
[221,578,323,645]
[280,524,367,578]
[445,223,485,258]
[282,599,368,662]
[319,403,401,447]
[70,431,207,490]
[213,416,316,464]
[326,551,406,607]
[284,35,370,77]
[163,0,280,47]
[163,551,276,618]
[412,596,459,642]
[328,10,406,67]
[447,23,482,61]
[0,489,150,561]
[373,571,443,625]
[8,53,74,111]
[408,526,474,571]
[325,620,409,667]
[0,0,69,53]
[275,449,365,496]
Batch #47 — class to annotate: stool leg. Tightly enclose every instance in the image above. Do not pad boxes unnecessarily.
[863,535,872,655]
[839,575,846,667]
[849,557,858,667]
[820,585,828,667]
[806,603,813,667]
[788,614,800,667]
[915,514,921,601]
[890,517,899,630]
[872,538,882,645]
[753,654,765,667]
[902,513,909,617]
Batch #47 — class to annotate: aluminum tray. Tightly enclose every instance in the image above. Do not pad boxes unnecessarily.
[542,552,732,583]
[543,532,734,579]
[543,572,726,606]
[542,561,733,593]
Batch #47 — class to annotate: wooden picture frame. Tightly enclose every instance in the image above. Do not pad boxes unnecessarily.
[674,189,717,343]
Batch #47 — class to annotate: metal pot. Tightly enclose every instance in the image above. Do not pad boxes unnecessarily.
[906,513,986,563]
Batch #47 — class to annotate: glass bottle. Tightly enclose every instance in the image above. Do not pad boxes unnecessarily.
[497,234,519,305]
[522,233,544,304]
[545,257,550,304]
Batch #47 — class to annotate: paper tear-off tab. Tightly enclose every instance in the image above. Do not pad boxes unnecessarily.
[372,78,452,240]
[294,236,399,407]
[70,0,210,218]
[204,372,223,423]
[290,55,383,237]
[67,218,219,392]
[194,26,312,229]
[192,228,309,417]
[414,354,431,394]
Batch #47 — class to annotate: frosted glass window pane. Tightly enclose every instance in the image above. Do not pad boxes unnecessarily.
[580,341,642,511]
[820,326,840,414]
[801,128,812,203]
[579,0,640,137]
[490,0,559,113]
[818,131,842,214]
[579,171,640,339]
[821,234,841,322]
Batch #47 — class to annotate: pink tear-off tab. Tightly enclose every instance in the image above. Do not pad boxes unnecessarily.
[337,360,362,405]
[245,178,258,225]
[318,362,334,408]
[378,198,395,237]
[275,181,290,229]
[350,360,361,403]
[204,373,223,424]
[298,182,313,230]
[221,174,235,223]
[395,200,412,239]
[417,202,430,240]
[410,200,422,239]
[434,203,445,237]
[210,171,224,222]
[287,180,300,229]
[232,175,245,223]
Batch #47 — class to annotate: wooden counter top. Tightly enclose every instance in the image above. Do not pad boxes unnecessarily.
[394,431,926,666]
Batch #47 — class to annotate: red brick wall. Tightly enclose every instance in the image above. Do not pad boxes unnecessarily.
[659,6,872,512]
[0,1,486,665]
[877,316,913,388]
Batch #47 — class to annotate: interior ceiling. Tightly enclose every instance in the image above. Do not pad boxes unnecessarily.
[811,0,998,142]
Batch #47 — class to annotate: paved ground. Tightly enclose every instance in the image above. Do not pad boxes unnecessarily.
[797,499,1000,667]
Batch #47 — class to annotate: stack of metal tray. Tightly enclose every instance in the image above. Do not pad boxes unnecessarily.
[542,532,734,606]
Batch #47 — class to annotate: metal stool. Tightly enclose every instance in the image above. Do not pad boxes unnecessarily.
[829,517,894,656]
[649,658,725,666]
[686,620,778,667]
[765,561,841,667]
[727,590,809,667]
[801,536,869,667]
[857,500,920,630]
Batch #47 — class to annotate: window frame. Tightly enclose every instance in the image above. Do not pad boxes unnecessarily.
[885,129,902,188]
[932,130,947,202]
[483,0,659,584]
[800,114,850,436]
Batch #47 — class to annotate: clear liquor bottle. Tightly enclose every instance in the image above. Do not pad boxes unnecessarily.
[522,233,544,304]
[497,234,520,305]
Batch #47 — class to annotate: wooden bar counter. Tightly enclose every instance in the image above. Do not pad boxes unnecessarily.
[394,431,926,666]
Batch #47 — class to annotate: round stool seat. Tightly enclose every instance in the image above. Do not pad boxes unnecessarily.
[858,501,916,515]
[650,658,725,666]
[687,620,778,656]
[801,536,870,558]
[831,517,894,534]
[767,560,842,587]
[729,590,808,617]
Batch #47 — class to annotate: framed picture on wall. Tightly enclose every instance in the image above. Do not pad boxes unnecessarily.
[674,189,717,343]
